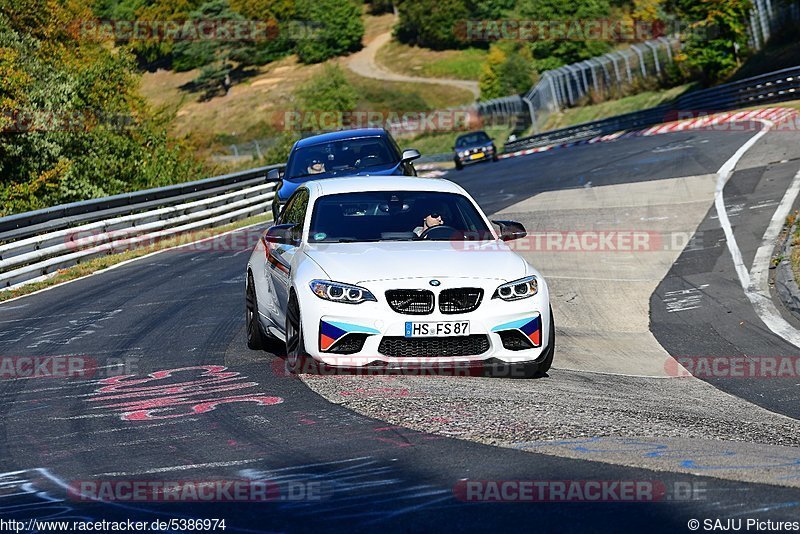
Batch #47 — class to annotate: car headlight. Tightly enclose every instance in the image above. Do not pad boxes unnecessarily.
[492,275,538,301]
[309,280,377,304]
[458,151,468,157]
[485,145,494,152]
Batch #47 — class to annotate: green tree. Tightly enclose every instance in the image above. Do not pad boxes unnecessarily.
[172,0,244,72]
[479,42,535,100]
[673,0,751,84]
[518,0,613,70]
[227,0,296,65]
[295,65,358,112]
[291,65,358,132]
[0,0,200,216]
[294,0,363,64]
[395,0,512,50]
[395,0,470,49]
[479,45,506,99]
[366,0,395,15]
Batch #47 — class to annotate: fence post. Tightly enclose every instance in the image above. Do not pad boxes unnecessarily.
[645,41,661,74]
[631,44,647,77]
[523,97,538,134]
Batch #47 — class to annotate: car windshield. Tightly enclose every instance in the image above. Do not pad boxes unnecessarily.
[287,136,400,179]
[455,132,490,147]
[309,191,493,242]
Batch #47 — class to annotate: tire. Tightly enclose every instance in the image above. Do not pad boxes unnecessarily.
[455,159,463,171]
[285,293,311,374]
[245,273,264,350]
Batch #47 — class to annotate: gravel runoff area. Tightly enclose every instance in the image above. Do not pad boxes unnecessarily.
[300,370,800,487]
[301,370,800,447]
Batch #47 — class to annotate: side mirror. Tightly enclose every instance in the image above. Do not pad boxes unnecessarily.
[401,149,421,162]
[492,220,527,242]
[264,224,298,245]
[267,168,283,181]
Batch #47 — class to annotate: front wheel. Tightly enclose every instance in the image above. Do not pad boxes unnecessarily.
[285,293,311,374]
[245,273,264,350]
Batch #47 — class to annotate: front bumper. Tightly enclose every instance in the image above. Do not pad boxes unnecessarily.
[456,149,495,166]
[298,278,551,368]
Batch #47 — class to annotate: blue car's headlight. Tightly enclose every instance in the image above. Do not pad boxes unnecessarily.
[492,275,538,301]
[310,280,377,304]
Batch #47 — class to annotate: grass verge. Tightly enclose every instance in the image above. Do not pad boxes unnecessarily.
[376,40,486,81]
[540,83,696,131]
[0,213,272,303]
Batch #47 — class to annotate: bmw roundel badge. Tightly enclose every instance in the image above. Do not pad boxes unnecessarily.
[429,280,441,287]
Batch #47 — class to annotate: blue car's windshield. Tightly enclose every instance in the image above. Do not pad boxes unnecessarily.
[287,136,401,179]
[309,191,492,242]
[455,132,491,148]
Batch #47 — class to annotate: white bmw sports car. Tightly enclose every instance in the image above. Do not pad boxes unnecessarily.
[245,176,554,376]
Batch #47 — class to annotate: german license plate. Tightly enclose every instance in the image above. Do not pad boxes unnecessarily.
[469,152,484,160]
[404,321,470,337]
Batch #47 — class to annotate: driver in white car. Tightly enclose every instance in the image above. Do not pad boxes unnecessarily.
[413,213,444,237]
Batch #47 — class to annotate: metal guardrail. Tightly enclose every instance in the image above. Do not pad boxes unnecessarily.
[0,164,282,290]
[503,65,800,153]
[477,37,680,133]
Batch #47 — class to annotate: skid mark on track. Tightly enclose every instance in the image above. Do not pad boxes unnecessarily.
[239,457,453,525]
[97,459,265,478]
[0,469,94,521]
[26,309,123,349]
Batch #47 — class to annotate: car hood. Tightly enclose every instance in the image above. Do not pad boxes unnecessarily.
[279,162,403,199]
[303,240,528,284]
[455,141,493,151]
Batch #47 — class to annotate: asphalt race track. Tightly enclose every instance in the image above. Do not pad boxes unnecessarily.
[1,125,799,532]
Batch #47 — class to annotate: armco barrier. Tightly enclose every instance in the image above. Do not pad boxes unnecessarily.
[504,65,800,153]
[0,165,282,290]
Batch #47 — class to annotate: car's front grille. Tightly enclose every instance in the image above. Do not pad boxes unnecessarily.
[439,288,483,314]
[378,335,490,357]
[327,333,369,354]
[385,289,435,315]
[498,330,535,351]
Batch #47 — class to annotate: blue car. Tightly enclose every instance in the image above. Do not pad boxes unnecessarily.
[269,128,420,221]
